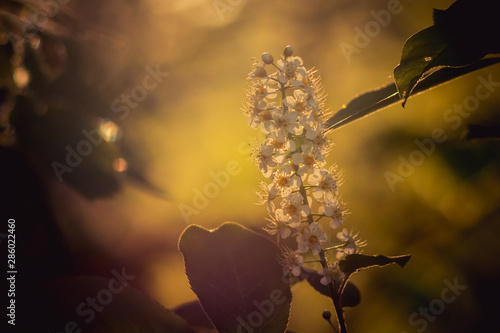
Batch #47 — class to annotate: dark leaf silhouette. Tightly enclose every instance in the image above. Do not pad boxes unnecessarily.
[462,124,500,141]
[327,0,500,131]
[326,56,500,131]
[174,300,215,330]
[301,267,361,307]
[394,0,500,105]
[179,222,292,333]
[339,254,411,277]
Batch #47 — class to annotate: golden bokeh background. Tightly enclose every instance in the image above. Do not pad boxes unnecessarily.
[10,0,500,332]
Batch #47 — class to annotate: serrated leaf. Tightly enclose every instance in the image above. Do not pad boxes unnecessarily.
[339,254,411,277]
[394,26,475,105]
[394,0,500,106]
[326,56,500,131]
[25,276,196,333]
[179,222,292,333]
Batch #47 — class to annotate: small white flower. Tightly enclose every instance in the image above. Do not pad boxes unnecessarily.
[319,197,345,229]
[276,56,307,84]
[264,207,293,243]
[263,109,302,141]
[296,222,327,255]
[280,193,310,222]
[265,132,296,151]
[254,143,277,178]
[245,95,268,129]
[308,168,338,200]
[252,79,278,101]
[280,247,304,277]
[247,60,268,79]
[303,117,324,137]
[318,262,345,286]
[305,133,330,156]
[291,144,324,176]
[256,179,279,210]
[336,228,366,259]
[302,85,319,107]
[283,89,308,114]
[270,167,301,196]
[259,109,275,133]
[264,134,296,166]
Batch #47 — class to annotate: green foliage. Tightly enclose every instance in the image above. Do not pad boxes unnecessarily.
[326,57,500,131]
[394,0,500,105]
[327,0,500,132]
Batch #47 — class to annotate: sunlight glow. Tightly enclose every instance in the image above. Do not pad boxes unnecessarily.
[13,67,30,89]
[99,118,120,142]
[113,158,128,172]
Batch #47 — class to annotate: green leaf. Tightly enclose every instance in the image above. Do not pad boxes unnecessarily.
[179,222,292,333]
[26,276,196,333]
[394,0,500,106]
[339,254,411,277]
[394,26,476,105]
[326,56,500,131]
[325,83,398,131]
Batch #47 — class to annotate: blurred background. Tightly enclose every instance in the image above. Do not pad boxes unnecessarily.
[1,0,499,332]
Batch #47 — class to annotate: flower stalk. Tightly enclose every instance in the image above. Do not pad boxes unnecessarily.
[244,45,366,333]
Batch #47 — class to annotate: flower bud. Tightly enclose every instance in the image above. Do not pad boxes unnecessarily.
[253,66,267,78]
[283,45,294,58]
[322,309,332,320]
[261,52,274,64]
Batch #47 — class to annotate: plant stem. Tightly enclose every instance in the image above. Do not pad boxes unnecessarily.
[283,77,347,332]
[318,249,348,333]
[325,315,339,333]
[333,285,348,333]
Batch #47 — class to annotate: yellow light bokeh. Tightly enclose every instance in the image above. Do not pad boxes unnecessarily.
[30,1,500,332]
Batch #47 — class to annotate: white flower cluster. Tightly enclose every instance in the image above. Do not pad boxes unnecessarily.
[244,46,365,285]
